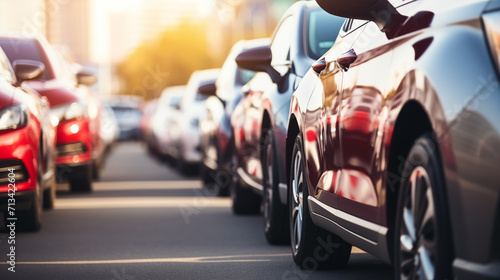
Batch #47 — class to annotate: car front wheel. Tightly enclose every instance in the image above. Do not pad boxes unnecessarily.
[262,129,289,244]
[394,134,452,280]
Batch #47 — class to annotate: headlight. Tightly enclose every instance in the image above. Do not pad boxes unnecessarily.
[483,11,500,73]
[50,102,88,127]
[0,104,28,131]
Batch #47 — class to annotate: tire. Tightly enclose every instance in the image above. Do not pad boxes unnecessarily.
[230,153,261,215]
[43,166,56,210]
[394,134,453,280]
[262,129,289,245]
[202,165,230,197]
[69,165,93,193]
[92,160,100,181]
[21,152,43,231]
[289,135,351,270]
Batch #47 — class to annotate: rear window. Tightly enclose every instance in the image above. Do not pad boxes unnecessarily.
[0,39,54,81]
[308,9,345,59]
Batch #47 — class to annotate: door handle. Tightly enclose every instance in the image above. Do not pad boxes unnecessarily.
[312,58,326,74]
[337,49,357,71]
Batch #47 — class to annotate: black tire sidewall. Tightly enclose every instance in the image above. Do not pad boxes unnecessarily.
[263,129,289,244]
[394,134,452,279]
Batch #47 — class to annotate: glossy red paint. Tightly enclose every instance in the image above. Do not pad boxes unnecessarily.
[0,126,38,192]
[55,117,92,165]
[27,81,78,108]
[0,36,102,175]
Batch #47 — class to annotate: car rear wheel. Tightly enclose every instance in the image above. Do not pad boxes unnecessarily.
[43,165,56,210]
[394,134,452,280]
[230,154,260,215]
[69,165,93,193]
[21,151,43,231]
[262,129,289,245]
[289,135,351,269]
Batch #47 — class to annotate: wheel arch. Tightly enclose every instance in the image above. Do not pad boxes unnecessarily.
[385,100,435,262]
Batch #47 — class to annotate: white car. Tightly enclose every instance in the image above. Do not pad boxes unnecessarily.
[170,69,219,173]
[150,85,185,160]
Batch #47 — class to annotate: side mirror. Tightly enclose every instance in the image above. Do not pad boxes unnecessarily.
[76,68,97,86]
[235,46,282,84]
[13,60,44,83]
[198,82,216,96]
[316,0,402,31]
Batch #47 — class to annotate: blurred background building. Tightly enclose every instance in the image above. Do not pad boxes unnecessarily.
[0,0,296,98]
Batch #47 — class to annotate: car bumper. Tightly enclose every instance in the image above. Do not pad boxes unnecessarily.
[55,161,92,183]
[0,190,36,212]
[118,127,140,140]
[55,118,93,166]
[0,128,37,193]
[453,258,500,280]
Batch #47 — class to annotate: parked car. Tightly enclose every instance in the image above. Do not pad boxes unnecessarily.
[150,86,185,161]
[108,96,143,141]
[285,0,500,278]
[170,69,219,174]
[0,47,56,230]
[52,46,106,180]
[100,104,119,157]
[231,1,344,245]
[140,97,158,149]
[199,39,267,196]
[0,35,98,192]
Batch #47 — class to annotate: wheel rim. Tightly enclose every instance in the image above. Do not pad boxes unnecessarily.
[399,166,437,280]
[264,135,273,232]
[291,149,304,253]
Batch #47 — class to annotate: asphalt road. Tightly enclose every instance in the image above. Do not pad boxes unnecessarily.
[0,142,392,280]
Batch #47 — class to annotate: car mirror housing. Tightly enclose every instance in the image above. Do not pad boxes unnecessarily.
[235,46,282,84]
[316,0,403,31]
[12,59,44,83]
[198,82,217,96]
[76,68,97,86]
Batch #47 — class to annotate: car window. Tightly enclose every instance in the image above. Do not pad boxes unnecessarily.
[339,19,369,38]
[0,39,54,81]
[238,69,255,85]
[169,96,182,107]
[307,9,345,59]
[271,16,293,65]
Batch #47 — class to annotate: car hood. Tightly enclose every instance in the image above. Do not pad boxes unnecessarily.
[25,80,79,108]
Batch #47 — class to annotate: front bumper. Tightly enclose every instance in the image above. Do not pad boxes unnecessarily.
[0,128,37,193]
[0,190,36,212]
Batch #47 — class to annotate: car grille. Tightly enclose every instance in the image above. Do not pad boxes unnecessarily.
[0,160,29,185]
[56,142,87,157]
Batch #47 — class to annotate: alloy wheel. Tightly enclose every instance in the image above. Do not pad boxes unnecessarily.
[291,149,304,253]
[399,166,437,280]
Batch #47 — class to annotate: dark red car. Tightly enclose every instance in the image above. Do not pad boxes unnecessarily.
[0,47,55,230]
[0,36,99,192]
[286,0,500,278]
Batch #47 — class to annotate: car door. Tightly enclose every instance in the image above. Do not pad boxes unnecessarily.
[239,15,294,184]
[334,19,395,225]
[310,19,367,209]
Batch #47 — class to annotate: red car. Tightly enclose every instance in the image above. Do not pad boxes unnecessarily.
[0,35,98,192]
[0,47,56,231]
